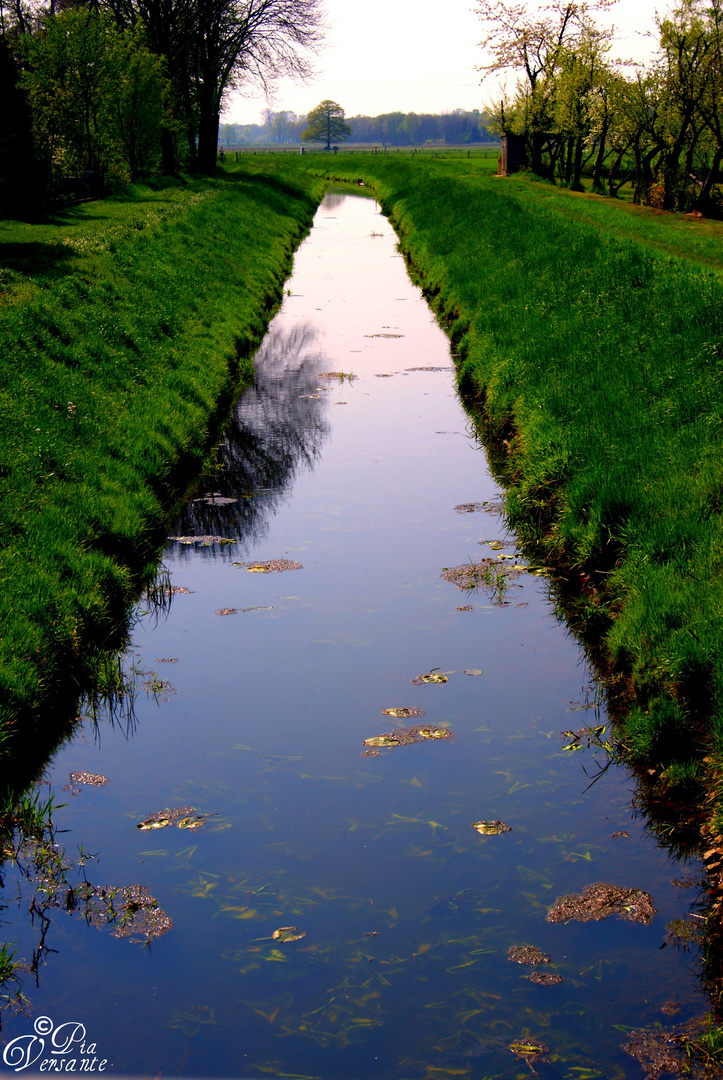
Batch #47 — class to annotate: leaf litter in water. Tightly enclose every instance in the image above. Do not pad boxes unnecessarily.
[272,926,306,942]
[547,882,657,925]
[363,724,454,751]
[137,807,207,831]
[507,945,551,965]
[233,559,302,573]
[381,707,426,719]
[472,821,512,835]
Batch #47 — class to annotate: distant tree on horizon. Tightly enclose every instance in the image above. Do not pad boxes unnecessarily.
[302,99,351,150]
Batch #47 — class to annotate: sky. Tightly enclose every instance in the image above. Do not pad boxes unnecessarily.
[222,0,663,127]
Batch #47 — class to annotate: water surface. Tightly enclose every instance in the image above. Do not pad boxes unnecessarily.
[0,191,707,1079]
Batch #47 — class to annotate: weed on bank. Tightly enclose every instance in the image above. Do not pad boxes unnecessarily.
[0,171,321,745]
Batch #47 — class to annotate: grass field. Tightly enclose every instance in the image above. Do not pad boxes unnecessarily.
[0,169,322,754]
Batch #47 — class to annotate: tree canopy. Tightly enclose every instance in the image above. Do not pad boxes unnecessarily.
[302,99,351,149]
[479,0,723,211]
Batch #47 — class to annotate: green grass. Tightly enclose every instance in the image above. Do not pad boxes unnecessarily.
[0,170,323,749]
[223,153,723,808]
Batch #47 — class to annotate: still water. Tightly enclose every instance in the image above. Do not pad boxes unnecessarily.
[0,192,708,1078]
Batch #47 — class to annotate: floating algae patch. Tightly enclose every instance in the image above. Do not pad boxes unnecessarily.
[622,1027,687,1079]
[365,333,404,339]
[381,707,426,719]
[473,821,512,835]
[88,884,174,943]
[363,724,454,751]
[453,501,502,514]
[272,927,306,942]
[137,806,207,831]
[441,559,525,592]
[192,493,237,506]
[66,772,109,787]
[527,971,563,986]
[168,535,237,546]
[216,606,273,616]
[665,917,703,948]
[171,587,192,595]
[233,559,302,573]
[547,883,657,925]
[507,945,550,964]
[405,366,453,372]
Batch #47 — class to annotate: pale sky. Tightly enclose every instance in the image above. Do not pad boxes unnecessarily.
[222,0,662,126]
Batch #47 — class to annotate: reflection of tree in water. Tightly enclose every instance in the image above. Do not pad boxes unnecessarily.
[173,322,330,560]
[321,191,351,212]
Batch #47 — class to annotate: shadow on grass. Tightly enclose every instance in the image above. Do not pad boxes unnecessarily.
[0,240,78,281]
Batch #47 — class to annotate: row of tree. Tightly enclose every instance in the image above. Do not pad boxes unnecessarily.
[219,107,493,147]
[480,0,723,211]
[0,0,322,213]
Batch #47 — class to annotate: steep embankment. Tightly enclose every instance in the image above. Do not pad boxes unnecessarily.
[0,171,323,750]
[243,154,723,797]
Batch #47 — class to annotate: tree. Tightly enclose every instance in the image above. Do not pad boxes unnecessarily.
[22,10,167,185]
[476,0,616,173]
[302,99,350,150]
[103,0,323,172]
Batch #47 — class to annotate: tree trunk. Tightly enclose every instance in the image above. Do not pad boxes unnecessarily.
[571,137,584,191]
[564,136,574,183]
[695,145,723,210]
[161,129,176,175]
[196,80,220,173]
[592,121,609,192]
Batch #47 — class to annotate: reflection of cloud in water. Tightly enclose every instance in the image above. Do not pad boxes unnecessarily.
[172,322,329,558]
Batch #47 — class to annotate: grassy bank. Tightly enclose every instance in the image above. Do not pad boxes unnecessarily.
[229,154,723,801]
[0,169,323,751]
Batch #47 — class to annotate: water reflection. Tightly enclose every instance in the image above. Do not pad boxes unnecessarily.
[174,323,329,557]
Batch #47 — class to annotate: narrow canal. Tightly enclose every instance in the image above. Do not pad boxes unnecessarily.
[0,191,710,1079]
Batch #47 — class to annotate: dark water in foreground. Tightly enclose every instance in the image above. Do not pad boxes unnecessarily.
[0,192,709,1078]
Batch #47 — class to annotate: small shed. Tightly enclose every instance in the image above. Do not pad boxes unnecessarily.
[499,133,526,176]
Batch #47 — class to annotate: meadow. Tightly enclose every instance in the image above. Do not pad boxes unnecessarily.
[0,170,323,755]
